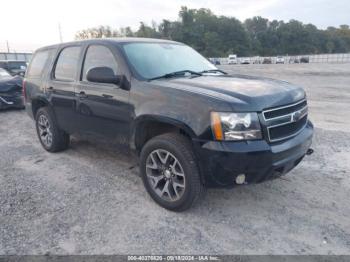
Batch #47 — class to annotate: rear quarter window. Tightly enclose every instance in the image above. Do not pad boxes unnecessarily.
[27,50,51,78]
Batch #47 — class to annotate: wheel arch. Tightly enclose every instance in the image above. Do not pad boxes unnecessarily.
[31,97,51,119]
[131,115,197,153]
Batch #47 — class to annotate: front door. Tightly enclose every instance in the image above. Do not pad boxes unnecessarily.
[75,44,131,145]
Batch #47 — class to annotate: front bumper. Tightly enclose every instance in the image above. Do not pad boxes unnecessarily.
[194,121,314,187]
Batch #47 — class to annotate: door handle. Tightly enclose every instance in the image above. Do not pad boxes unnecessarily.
[47,86,54,91]
[77,91,88,99]
[102,94,113,99]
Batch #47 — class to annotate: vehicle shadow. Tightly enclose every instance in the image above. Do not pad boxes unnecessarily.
[0,107,25,113]
[67,134,304,215]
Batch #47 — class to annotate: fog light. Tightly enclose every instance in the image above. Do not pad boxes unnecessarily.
[235,174,246,185]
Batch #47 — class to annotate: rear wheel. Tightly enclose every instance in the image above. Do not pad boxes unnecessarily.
[35,107,70,152]
[140,133,204,211]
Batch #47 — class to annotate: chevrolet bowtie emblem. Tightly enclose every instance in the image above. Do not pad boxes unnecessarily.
[291,110,303,122]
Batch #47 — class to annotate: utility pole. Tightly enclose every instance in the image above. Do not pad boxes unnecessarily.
[6,40,10,52]
[58,23,63,43]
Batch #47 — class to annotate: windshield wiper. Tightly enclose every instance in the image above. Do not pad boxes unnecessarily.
[199,69,227,75]
[148,70,202,81]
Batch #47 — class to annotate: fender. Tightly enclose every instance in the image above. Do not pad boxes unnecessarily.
[130,114,198,150]
[131,114,210,185]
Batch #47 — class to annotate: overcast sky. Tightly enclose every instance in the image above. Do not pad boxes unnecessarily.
[0,0,349,52]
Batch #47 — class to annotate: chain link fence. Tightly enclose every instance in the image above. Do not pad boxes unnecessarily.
[212,53,350,65]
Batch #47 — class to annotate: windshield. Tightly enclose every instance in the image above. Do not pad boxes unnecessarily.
[0,68,11,78]
[122,42,216,79]
[8,61,27,70]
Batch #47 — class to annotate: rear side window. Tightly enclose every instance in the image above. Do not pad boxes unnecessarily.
[82,45,118,81]
[27,50,50,78]
[54,46,81,81]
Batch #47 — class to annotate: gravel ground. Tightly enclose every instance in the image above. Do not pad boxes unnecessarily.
[0,63,349,255]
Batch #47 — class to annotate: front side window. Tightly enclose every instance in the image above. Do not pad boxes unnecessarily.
[82,45,118,81]
[54,46,81,81]
[122,42,216,79]
[27,50,50,77]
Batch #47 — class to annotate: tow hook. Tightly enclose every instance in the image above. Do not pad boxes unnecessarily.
[306,148,314,155]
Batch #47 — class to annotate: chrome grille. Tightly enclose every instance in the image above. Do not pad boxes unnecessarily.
[263,99,308,142]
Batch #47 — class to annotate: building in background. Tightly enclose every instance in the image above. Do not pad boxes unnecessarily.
[0,52,32,62]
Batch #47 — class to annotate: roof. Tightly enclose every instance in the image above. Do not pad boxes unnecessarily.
[36,37,181,52]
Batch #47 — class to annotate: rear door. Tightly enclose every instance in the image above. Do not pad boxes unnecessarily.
[25,48,56,113]
[47,45,83,133]
[75,44,131,145]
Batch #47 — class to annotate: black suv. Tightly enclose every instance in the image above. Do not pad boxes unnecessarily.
[24,38,313,211]
[0,60,27,76]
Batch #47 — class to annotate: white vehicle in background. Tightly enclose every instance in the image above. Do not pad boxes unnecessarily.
[240,57,250,64]
[228,54,238,64]
[252,56,261,64]
[276,56,285,64]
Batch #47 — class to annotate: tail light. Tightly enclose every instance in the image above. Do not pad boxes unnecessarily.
[22,79,27,102]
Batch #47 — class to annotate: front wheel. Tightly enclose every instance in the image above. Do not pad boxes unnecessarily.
[140,133,204,211]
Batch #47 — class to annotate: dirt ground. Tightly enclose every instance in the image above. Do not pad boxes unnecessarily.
[0,63,349,255]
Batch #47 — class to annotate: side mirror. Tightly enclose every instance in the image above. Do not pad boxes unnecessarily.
[86,67,121,85]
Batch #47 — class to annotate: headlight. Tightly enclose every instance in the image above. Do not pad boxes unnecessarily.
[211,112,262,141]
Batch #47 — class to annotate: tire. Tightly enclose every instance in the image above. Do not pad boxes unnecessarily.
[35,107,70,152]
[140,133,204,211]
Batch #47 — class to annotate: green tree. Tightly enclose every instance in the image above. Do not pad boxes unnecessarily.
[75,26,119,40]
[75,7,350,57]
[135,22,160,38]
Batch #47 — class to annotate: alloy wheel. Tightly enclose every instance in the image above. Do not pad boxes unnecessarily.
[37,114,53,147]
[145,149,186,202]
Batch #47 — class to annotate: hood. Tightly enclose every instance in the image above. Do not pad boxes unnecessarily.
[0,76,23,93]
[154,74,305,111]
